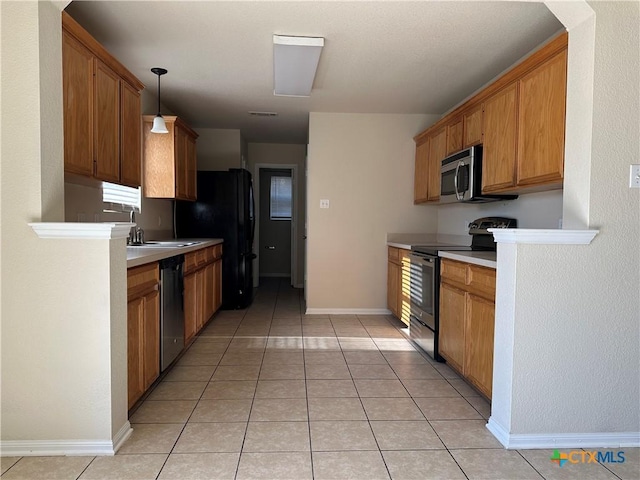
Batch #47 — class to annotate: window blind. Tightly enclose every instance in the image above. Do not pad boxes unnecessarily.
[270,176,292,220]
[102,182,141,213]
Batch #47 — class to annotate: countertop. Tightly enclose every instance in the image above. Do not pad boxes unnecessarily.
[438,250,497,269]
[127,238,224,268]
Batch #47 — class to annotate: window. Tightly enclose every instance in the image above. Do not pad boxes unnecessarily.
[102,182,141,213]
[270,176,292,220]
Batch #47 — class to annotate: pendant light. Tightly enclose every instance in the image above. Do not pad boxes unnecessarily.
[150,67,169,134]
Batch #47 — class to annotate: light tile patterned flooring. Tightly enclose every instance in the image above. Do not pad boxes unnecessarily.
[1,278,638,479]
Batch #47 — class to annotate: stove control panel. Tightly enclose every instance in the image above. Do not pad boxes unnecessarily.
[468,217,517,235]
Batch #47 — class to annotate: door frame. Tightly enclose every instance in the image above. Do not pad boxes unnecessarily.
[253,163,299,288]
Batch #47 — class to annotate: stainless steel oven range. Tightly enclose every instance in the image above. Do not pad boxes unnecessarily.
[408,217,517,361]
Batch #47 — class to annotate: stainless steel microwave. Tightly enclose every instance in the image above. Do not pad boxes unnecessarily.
[439,145,518,203]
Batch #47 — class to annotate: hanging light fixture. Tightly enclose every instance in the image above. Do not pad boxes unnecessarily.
[150,67,168,133]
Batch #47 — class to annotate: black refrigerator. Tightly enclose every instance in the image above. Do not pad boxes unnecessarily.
[175,169,255,309]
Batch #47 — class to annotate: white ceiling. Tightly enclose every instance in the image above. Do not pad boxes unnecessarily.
[65,1,563,144]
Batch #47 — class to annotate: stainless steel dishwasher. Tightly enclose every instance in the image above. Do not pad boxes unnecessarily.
[159,255,185,371]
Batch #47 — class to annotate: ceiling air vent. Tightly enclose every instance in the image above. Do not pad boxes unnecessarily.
[248,111,278,117]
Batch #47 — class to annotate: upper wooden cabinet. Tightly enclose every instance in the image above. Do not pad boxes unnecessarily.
[463,106,483,148]
[143,115,198,201]
[414,140,429,203]
[482,83,518,192]
[62,13,144,187]
[517,50,567,188]
[446,118,463,156]
[427,128,446,202]
[413,32,568,200]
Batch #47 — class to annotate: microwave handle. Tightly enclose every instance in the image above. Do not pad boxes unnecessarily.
[454,161,463,201]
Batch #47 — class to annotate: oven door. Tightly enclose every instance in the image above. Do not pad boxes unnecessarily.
[408,253,436,329]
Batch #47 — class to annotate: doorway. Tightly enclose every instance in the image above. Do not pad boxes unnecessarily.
[253,164,299,288]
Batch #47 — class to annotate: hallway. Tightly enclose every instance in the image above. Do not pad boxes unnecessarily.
[1,278,636,479]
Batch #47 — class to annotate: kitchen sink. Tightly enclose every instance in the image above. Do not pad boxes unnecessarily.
[129,241,202,248]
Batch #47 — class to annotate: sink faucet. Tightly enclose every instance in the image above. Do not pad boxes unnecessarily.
[128,211,145,245]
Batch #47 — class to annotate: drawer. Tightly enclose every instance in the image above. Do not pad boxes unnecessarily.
[127,262,159,299]
[204,246,214,263]
[467,264,496,300]
[388,246,400,262]
[195,248,207,266]
[441,258,467,286]
[184,252,198,273]
[212,244,223,259]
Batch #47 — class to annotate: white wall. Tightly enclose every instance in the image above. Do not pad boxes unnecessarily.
[1,0,129,454]
[437,190,563,234]
[306,113,439,311]
[247,143,307,288]
[490,0,640,445]
[196,128,242,171]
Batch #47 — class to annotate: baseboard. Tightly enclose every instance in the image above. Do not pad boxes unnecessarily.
[305,308,392,315]
[487,418,640,449]
[0,422,133,456]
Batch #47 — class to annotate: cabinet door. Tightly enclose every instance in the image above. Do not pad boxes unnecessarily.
[63,32,94,176]
[186,135,197,201]
[482,83,518,192]
[214,259,223,312]
[387,260,400,318]
[142,290,160,390]
[427,128,447,201]
[463,106,483,148]
[465,294,495,398]
[184,272,197,344]
[446,119,463,156]
[195,269,206,332]
[517,50,567,187]
[127,297,144,409]
[120,81,141,187]
[439,282,466,373]
[398,250,412,326]
[174,127,188,200]
[94,60,120,183]
[414,141,429,203]
[204,263,215,322]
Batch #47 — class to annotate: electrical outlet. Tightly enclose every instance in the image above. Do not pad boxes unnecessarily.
[77,213,86,222]
[320,199,330,209]
[630,165,640,188]
[94,213,100,222]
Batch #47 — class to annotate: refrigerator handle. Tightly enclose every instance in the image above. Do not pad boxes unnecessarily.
[250,179,256,249]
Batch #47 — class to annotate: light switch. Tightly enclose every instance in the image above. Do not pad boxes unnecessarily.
[320,199,330,209]
[630,165,640,188]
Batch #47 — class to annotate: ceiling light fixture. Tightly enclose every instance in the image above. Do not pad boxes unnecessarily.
[150,67,169,134]
[273,35,324,97]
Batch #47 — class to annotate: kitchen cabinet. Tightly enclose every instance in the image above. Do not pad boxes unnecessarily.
[516,50,567,187]
[414,140,429,204]
[482,83,518,192]
[446,118,463,156]
[62,13,144,187]
[387,248,401,318]
[387,247,411,326]
[184,244,223,344]
[412,32,567,199]
[143,115,199,201]
[127,262,160,409]
[439,258,496,399]
[463,105,483,148]
[427,128,446,202]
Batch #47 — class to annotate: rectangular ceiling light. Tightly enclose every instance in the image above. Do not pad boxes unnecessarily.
[273,34,324,97]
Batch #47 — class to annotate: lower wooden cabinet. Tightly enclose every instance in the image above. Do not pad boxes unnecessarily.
[439,258,496,398]
[127,263,160,409]
[387,247,411,326]
[184,244,223,344]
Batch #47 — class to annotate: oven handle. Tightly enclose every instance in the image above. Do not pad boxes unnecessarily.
[454,160,463,201]
[408,253,435,265]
